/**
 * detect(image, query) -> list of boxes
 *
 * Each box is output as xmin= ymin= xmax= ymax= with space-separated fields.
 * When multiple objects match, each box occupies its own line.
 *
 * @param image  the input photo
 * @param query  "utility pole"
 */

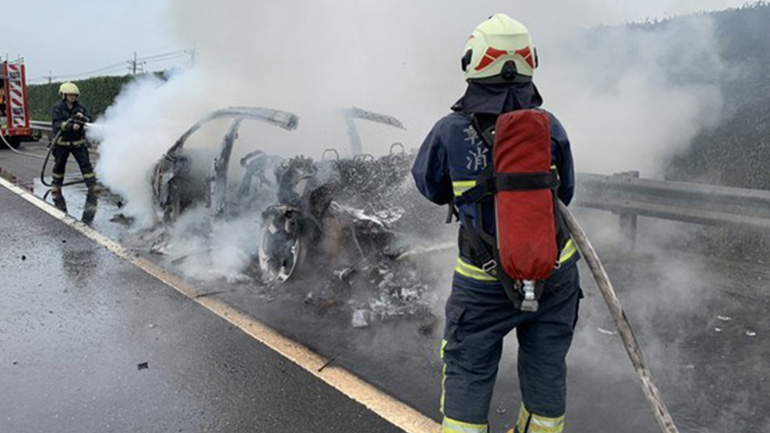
xmin=48 ymin=70 xmax=52 ymax=84
xmin=132 ymin=51 xmax=137 ymax=75
xmin=191 ymin=42 xmax=197 ymax=67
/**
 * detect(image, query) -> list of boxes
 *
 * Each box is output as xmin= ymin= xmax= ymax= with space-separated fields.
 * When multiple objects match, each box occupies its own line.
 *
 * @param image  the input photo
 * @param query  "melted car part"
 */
xmin=343 ymin=106 xmax=405 ymax=155
xmin=153 ymin=107 xmax=299 ymax=222
xmin=208 ymin=118 xmax=244 ymax=218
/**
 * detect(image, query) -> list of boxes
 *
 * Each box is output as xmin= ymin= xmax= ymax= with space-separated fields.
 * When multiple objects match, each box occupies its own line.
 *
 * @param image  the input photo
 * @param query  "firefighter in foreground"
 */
xmin=50 ymin=82 xmax=97 ymax=194
xmin=412 ymin=14 xmax=581 ymax=433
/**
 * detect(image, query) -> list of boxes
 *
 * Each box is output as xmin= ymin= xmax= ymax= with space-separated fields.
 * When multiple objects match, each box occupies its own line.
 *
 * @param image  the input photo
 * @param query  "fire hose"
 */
xmin=39 ymin=128 xmax=89 ymax=188
xmin=558 ymin=201 xmax=680 ymax=433
xmin=1 ymin=120 xmax=92 ymax=189
xmin=0 ymin=130 xmax=47 ymax=159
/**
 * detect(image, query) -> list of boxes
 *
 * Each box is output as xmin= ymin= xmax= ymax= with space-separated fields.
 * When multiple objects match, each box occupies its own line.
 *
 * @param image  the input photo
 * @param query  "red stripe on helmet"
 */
xmin=474 ymin=47 xmax=508 ymax=71
xmin=515 ymin=47 xmax=535 ymax=69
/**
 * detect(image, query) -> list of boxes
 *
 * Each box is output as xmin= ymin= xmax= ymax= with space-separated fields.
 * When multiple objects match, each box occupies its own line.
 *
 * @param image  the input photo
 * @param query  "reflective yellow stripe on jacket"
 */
xmin=455 ymin=258 xmax=498 ymax=282
xmin=455 ymin=239 xmax=578 ymax=282
xmin=453 ymin=180 xmax=477 ymax=197
xmin=55 ymin=138 xmax=87 ymax=146
xmin=451 ymin=180 xmax=579 ymax=281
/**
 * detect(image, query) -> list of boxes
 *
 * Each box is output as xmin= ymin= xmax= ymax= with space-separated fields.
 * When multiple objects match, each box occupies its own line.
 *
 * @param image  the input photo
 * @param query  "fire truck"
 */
xmin=0 ymin=58 xmax=32 ymax=148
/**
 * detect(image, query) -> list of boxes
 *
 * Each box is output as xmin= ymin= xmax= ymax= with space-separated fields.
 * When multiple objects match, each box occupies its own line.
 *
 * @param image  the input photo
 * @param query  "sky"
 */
xmin=0 ymin=0 xmax=753 ymax=83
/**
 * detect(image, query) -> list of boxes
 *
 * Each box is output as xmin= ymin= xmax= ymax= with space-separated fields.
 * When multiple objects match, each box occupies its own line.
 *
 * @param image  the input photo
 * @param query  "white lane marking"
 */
xmin=0 ymin=177 xmax=440 ymax=433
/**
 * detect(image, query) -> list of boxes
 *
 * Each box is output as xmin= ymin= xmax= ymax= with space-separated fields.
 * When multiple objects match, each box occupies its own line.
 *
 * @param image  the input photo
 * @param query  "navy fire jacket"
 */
xmin=411 ymin=83 xmax=575 ymax=238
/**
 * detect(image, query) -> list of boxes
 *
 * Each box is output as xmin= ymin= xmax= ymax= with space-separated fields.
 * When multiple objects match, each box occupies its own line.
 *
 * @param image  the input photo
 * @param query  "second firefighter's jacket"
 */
xmin=411 ymin=81 xmax=579 ymax=279
xmin=51 ymin=100 xmax=91 ymax=145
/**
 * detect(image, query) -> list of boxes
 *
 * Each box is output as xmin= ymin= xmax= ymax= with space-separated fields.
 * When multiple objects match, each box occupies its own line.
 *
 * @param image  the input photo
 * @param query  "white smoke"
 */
xmin=543 ymin=17 xmax=729 ymax=176
xmin=92 ymin=1 xmax=731 ymax=226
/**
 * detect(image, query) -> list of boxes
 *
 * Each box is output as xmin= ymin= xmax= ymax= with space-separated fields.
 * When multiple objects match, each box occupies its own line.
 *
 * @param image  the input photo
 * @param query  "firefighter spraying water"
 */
xmin=1 ymin=64 xmax=99 ymax=218
xmin=44 ymin=82 xmax=98 ymax=214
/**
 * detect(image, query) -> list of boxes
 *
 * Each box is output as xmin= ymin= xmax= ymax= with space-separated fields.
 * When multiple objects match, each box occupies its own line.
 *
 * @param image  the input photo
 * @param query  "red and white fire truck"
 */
xmin=0 ymin=58 xmax=32 ymax=148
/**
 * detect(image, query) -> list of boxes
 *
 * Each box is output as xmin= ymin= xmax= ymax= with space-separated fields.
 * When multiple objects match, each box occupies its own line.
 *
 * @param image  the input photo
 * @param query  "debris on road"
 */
xmin=351 ymin=309 xmax=370 ymax=328
xmin=597 ymin=327 xmax=618 ymax=336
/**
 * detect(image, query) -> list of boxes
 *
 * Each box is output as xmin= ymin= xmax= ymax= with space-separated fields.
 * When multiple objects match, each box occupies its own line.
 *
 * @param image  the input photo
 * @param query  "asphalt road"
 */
xmin=0 ymin=185 xmax=403 ymax=433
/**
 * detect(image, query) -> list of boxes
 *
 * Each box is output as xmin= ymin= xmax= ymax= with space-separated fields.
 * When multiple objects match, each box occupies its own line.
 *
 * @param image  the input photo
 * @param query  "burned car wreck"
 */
xmin=151 ymin=106 xmax=297 ymax=223
xmin=150 ymin=106 xmax=448 ymax=305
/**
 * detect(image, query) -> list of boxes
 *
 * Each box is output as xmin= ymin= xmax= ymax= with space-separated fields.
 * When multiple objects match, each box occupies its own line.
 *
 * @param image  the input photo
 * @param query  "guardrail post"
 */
xmin=615 ymin=171 xmax=639 ymax=249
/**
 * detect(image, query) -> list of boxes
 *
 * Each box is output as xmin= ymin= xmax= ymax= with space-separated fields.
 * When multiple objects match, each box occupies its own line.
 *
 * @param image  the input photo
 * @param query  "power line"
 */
xmin=54 ymin=60 xmax=129 ymax=79
xmin=136 ymin=50 xmax=187 ymax=62
xmin=28 ymin=48 xmax=194 ymax=83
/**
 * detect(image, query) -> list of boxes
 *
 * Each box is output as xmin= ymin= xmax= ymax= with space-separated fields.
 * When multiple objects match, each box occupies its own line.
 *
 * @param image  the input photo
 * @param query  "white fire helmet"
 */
xmin=461 ymin=13 xmax=538 ymax=82
xmin=59 ymin=82 xmax=80 ymax=96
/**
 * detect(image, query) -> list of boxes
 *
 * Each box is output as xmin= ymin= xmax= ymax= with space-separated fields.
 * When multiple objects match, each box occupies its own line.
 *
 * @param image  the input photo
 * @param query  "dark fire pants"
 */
xmin=441 ymin=263 xmax=581 ymax=433
xmin=51 ymin=142 xmax=96 ymax=188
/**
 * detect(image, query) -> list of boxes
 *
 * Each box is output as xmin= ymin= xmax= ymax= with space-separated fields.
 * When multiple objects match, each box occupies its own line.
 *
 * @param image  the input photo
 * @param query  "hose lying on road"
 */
xmin=1 ymin=130 xmax=87 ymax=189
xmin=0 ymin=131 xmax=47 ymax=160
xmin=559 ymin=201 xmax=680 ymax=433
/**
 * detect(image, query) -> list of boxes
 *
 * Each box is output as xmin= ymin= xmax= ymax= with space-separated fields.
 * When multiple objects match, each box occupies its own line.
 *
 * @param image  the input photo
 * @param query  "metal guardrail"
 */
xmin=575 ymin=172 xmax=770 ymax=235
xmin=29 ymin=120 xmax=49 ymax=132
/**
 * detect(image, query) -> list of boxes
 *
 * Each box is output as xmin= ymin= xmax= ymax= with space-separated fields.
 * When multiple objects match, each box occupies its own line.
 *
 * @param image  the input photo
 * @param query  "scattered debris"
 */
xmin=109 ymin=213 xmax=135 ymax=226
xmin=137 ymin=362 xmax=149 ymax=371
xmin=194 ymin=290 xmax=234 ymax=299
xmin=317 ymin=354 xmax=339 ymax=372
xmin=334 ymin=267 xmax=356 ymax=284
xmin=20 ymin=255 xmax=26 ymax=261
xmin=352 ymin=309 xmax=370 ymax=328
xmin=746 ymin=330 xmax=757 ymax=337
xmin=597 ymin=327 xmax=618 ymax=336
xmin=496 ymin=404 xmax=507 ymax=415
xmin=148 ymin=323 xmax=156 ymax=329
xmin=715 ymin=327 xmax=723 ymax=332
xmin=717 ymin=315 xmax=732 ymax=321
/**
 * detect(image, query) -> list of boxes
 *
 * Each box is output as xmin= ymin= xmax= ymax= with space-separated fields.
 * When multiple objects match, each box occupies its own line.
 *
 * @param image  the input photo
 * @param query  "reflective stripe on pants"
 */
xmin=442 ymin=416 xmax=488 ymax=433
xmin=51 ymin=144 xmax=96 ymax=187
xmin=441 ymin=265 xmax=580 ymax=425
xmin=517 ymin=404 xmax=564 ymax=433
